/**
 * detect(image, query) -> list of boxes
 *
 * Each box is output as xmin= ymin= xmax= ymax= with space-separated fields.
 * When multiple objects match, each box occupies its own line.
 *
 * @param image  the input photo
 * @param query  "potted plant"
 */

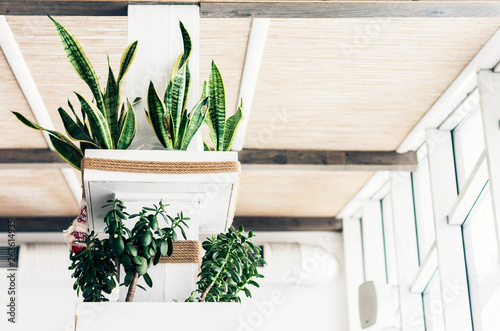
xmin=12 ymin=17 xmax=139 ymax=171
xmin=68 ymin=198 xmax=189 ymax=303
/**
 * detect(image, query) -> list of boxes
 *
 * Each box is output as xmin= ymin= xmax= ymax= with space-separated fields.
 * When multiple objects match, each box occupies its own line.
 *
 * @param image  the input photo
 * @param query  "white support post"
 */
xmin=0 ymin=15 xmax=81 ymax=203
xmin=426 ymin=129 xmax=473 ymax=331
xmin=231 ymin=18 xmax=270 ymax=151
xmin=343 ymin=217 xmax=365 ymax=331
xmin=478 ymin=69 xmax=500 ymax=261
xmin=360 ymin=199 xmax=386 ymax=283
xmin=390 ymin=172 xmax=423 ymax=330
xmin=127 ymin=5 xmax=201 ymax=150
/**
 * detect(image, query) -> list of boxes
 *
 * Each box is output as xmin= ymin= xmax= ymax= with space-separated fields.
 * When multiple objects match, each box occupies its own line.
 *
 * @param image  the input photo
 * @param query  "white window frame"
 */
xmin=426 ymin=128 xmax=473 ymax=330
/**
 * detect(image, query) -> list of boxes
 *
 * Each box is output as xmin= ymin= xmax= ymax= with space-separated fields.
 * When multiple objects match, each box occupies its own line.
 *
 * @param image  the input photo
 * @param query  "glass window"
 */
xmin=462 ymin=184 xmax=500 ymax=331
xmin=412 ymin=157 xmax=436 ymax=262
xmin=453 ymin=108 xmax=485 ymax=190
xmin=381 ymin=195 xmax=398 ymax=286
xmin=423 ymin=270 xmax=446 ymax=331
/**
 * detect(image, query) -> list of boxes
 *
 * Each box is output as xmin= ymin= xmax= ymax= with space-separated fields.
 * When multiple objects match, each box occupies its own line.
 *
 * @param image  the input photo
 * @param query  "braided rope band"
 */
xmin=81 ymin=157 xmax=241 ymax=175
xmin=159 ymin=240 xmax=202 ymax=264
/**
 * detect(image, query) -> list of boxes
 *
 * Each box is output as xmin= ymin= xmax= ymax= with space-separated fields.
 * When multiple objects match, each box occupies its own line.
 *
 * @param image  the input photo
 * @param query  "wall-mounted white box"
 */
xmin=83 ymin=150 xmax=240 ymax=235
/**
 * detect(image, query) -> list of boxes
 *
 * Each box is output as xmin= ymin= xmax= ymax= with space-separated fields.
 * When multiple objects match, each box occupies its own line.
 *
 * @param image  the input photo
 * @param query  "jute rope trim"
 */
xmin=81 ymin=157 xmax=241 ymax=175
xmin=159 ymin=240 xmax=202 ymax=264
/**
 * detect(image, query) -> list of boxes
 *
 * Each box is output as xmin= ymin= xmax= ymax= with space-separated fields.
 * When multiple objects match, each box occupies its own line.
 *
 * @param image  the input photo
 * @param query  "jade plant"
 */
xmin=69 ymin=231 xmax=117 ymax=302
xmin=186 ymin=226 xmax=265 ymax=303
xmin=12 ymin=17 xmax=138 ymax=170
xmin=103 ymin=199 xmax=189 ymax=302
xmin=68 ymin=199 xmax=189 ymax=302
xmin=146 ymin=21 xmax=209 ymax=150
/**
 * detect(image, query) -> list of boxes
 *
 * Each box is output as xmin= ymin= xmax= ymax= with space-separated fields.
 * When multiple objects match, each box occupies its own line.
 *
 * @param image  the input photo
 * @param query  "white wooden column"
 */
xmin=127 ymin=5 xmax=201 ymax=150
xmin=343 ymin=217 xmax=365 ymax=331
xmin=478 ymin=69 xmax=500 ymax=260
xmin=426 ymin=129 xmax=472 ymax=330
xmin=361 ymin=199 xmax=386 ymax=283
xmin=390 ymin=172 xmax=423 ymax=331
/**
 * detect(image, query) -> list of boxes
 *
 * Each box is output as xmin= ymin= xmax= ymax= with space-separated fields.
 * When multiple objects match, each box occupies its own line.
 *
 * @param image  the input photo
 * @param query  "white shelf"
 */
xmin=83 ymin=150 xmax=240 ymax=235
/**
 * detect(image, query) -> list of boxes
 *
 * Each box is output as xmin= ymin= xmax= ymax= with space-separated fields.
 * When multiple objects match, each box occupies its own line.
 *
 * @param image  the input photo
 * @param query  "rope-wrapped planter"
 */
xmin=158 ymin=240 xmax=202 ymax=265
xmin=82 ymin=157 xmax=241 ymax=175
xmin=82 ymin=150 xmax=241 ymax=236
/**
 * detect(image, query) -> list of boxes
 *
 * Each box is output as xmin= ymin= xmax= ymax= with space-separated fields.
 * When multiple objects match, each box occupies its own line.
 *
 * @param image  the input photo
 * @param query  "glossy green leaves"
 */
xmin=12 ymin=17 xmax=138 ymax=170
xmin=188 ymin=226 xmax=265 ymax=303
xmin=102 ymin=199 xmax=189 ymax=301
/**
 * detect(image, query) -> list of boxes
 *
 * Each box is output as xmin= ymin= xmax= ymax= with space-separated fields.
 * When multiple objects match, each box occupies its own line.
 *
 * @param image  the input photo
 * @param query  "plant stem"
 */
xmin=125 ymin=271 xmax=139 ymax=302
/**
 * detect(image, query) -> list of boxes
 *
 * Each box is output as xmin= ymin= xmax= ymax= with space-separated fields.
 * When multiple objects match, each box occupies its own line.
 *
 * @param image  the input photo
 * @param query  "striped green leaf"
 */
xmin=75 ymin=92 xmax=113 ymax=149
xmin=179 ymin=21 xmax=192 ymax=68
xmin=208 ymin=61 xmax=226 ymax=151
xmin=12 ymin=111 xmax=84 ymax=169
xmin=49 ymin=16 xmax=106 ymax=116
xmin=176 ymin=109 xmax=189 ymax=150
xmin=146 ymin=81 xmax=172 ymax=149
xmin=67 ymin=99 xmax=84 ymax=129
xmin=58 ymin=107 xmax=99 ymax=147
xmin=170 ymin=63 xmax=188 ymax=142
xmin=104 ymin=64 xmax=119 ymax=146
xmin=180 ymin=97 xmax=209 ymax=150
xmin=49 ymin=135 xmax=84 ymax=170
xmin=12 ymin=111 xmax=69 ymax=142
xmin=203 ymin=141 xmax=211 ymax=151
xmin=223 ymin=101 xmax=244 ymax=151
xmin=117 ymin=100 xmax=136 ymax=149
xmin=117 ymin=40 xmax=138 ymax=85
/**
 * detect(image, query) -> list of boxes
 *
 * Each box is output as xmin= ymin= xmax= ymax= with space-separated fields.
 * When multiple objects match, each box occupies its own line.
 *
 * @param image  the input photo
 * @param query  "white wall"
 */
xmin=239 ymin=232 xmax=348 ymax=331
xmin=0 ymin=232 xmax=348 ymax=331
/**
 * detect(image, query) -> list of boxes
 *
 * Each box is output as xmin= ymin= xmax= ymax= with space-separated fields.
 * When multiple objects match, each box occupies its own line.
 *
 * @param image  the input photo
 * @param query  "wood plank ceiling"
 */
xmin=1 ymin=16 xmax=500 ymax=221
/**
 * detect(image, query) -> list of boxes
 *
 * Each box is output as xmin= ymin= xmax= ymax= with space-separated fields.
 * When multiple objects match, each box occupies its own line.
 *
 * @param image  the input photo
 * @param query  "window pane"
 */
xmin=423 ymin=270 xmax=446 ymax=331
xmin=382 ymin=195 xmax=398 ymax=286
xmin=463 ymin=185 xmax=500 ymax=331
xmin=412 ymin=157 xmax=436 ymax=261
xmin=453 ymin=108 xmax=484 ymax=190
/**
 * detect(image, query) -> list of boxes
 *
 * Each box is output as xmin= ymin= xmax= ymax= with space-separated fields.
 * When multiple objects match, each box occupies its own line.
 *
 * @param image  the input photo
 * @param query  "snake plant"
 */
xmin=203 ymin=62 xmax=244 ymax=151
xmin=145 ymin=21 xmax=209 ymax=150
xmin=12 ymin=16 xmax=138 ymax=170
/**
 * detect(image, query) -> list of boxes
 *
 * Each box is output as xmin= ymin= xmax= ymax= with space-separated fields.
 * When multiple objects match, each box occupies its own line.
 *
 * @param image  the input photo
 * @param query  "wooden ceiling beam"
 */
xmin=233 ymin=216 xmax=342 ymax=232
xmin=1 ymin=1 xmax=500 ymax=18
xmin=0 ymin=148 xmax=417 ymax=171
xmin=0 ymin=216 xmax=341 ymax=232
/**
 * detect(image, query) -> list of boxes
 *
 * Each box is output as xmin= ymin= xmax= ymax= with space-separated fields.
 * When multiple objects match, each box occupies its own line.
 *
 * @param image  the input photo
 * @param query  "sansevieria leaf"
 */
xmin=180 ymin=97 xmax=209 ymax=150
xmin=12 ymin=111 xmax=84 ymax=170
xmin=208 ymin=61 xmax=226 ymax=151
xmin=49 ymin=135 xmax=84 ymax=170
xmin=147 ymin=82 xmax=172 ymax=149
xmin=223 ymin=101 xmax=244 ymax=151
xmin=58 ymin=107 xmax=99 ymax=147
xmin=67 ymin=99 xmax=84 ymax=129
xmin=179 ymin=21 xmax=192 ymax=68
xmin=116 ymin=100 xmax=136 ymax=149
xmin=170 ymin=64 xmax=188 ymax=140
xmin=117 ymin=40 xmax=138 ymax=85
xmin=104 ymin=64 xmax=119 ymax=145
xmin=75 ymin=92 xmax=113 ymax=149
xmin=12 ymin=111 xmax=71 ymax=143
xmin=49 ymin=16 xmax=106 ymax=116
